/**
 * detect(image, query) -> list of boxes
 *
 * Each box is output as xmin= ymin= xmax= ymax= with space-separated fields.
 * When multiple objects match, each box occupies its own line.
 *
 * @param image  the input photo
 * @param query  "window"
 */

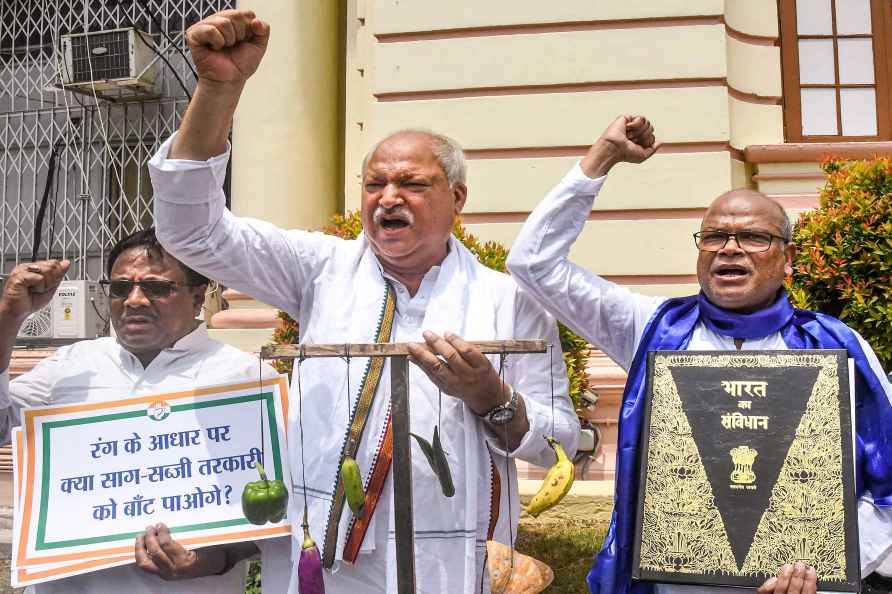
xmin=779 ymin=0 xmax=891 ymax=141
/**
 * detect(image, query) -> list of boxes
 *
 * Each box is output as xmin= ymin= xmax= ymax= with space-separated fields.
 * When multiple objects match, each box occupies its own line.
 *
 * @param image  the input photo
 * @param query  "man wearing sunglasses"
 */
xmin=506 ymin=115 xmax=892 ymax=594
xmin=0 ymin=227 xmax=285 ymax=593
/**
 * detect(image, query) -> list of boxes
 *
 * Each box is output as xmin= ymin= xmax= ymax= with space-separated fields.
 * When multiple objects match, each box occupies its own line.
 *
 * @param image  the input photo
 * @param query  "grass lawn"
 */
xmin=515 ymin=494 xmax=612 ymax=593
xmin=244 ymin=494 xmax=613 ymax=593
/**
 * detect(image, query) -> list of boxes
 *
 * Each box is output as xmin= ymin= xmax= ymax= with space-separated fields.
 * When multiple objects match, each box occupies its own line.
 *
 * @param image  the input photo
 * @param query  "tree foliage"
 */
xmin=789 ymin=157 xmax=892 ymax=370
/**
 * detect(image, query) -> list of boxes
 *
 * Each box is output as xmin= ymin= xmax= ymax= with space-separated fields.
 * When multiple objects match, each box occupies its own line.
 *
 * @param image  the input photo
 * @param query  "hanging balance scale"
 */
xmin=253 ymin=338 xmax=573 ymax=594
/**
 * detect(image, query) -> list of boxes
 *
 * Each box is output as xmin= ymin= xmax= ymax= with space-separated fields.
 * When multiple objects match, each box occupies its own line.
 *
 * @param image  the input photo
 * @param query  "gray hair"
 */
xmin=361 ymin=128 xmax=467 ymax=186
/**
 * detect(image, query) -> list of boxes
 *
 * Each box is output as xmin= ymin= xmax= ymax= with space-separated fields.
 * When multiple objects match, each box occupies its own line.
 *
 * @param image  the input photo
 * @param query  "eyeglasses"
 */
xmin=100 ymin=279 xmax=186 ymax=300
xmin=693 ymin=230 xmax=787 ymax=253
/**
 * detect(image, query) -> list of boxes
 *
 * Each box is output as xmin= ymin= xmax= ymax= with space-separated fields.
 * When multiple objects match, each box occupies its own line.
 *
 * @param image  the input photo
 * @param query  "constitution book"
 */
xmin=632 ymin=350 xmax=859 ymax=591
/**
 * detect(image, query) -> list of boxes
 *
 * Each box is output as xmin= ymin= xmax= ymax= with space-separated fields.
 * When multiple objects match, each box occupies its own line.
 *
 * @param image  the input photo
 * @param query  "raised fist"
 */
xmin=0 ymin=260 xmax=70 ymax=325
xmin=185 ymin=9 xmax=270 ymax=86
xmin=580 ymin=115 xmax=661 ymax=178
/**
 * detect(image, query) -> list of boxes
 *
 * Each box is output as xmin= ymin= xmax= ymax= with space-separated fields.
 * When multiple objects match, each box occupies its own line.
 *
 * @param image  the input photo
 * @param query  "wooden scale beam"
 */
xmin=261 ymin=340 xmax=546 ymax=594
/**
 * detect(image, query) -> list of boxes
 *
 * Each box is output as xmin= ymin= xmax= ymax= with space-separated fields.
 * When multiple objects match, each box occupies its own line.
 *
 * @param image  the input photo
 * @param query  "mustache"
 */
xmin=372 ymin=205 xmax=414 ymax=226
xmin=120 ymin=307 xmax=157 ymax=321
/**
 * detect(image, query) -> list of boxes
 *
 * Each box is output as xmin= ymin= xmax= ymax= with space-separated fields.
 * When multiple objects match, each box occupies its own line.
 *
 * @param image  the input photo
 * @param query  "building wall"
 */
xmin=213 ymin=0 xmax=344 ymax=351
xmin=342 ymin=0 xmax=800 ymax=299
xmin=335 ymin=0 xmax=836 ymax=481
xmin=231 ymin=0 xmax=342 ymax=231
xmin=217 ymin=0 xmax=888 ymax=480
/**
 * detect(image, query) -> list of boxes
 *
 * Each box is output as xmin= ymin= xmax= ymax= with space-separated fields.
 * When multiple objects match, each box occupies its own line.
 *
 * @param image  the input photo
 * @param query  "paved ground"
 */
xmin=0 ymin=557 xmax=23 ymax=594
xmin=0 ymin=507 xmax=18 ymax=594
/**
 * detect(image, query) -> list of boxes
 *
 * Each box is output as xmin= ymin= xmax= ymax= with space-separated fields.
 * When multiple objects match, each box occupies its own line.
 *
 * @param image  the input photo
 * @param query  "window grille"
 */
xmin=0 ymin=0 xmax=234 ymax=281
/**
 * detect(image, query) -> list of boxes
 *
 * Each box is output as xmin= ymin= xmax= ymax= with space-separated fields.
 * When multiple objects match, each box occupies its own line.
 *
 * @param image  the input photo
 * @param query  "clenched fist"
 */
xmin=185 ymin=9 xmax=270 ymax=86
xmin=0 ymin=260 xmax=70 ymax=325
xmin=580 ymin=115 xmax=661 ymax=178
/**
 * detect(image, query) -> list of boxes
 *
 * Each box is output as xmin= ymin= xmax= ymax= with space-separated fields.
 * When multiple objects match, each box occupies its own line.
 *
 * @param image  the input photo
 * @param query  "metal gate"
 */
xmin=0 ymin=0 xmax=234 ymax=281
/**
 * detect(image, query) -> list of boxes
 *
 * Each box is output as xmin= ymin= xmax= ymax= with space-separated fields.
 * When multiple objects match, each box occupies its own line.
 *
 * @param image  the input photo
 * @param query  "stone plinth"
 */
xmin=210 ymin=289 xmax=282 ymax=330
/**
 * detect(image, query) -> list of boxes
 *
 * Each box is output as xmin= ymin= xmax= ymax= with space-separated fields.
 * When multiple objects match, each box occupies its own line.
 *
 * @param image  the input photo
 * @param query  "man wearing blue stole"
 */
xmin=507 ymin=115 xmax=892 ymax=594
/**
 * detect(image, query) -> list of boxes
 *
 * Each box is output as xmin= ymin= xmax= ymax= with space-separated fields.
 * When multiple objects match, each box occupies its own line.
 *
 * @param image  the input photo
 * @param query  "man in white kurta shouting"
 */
xmin=148 ymin=9 xmax=579 ymax=593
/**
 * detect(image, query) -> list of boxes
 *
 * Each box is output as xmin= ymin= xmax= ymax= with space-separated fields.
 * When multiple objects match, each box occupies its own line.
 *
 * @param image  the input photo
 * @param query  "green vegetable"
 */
xmin=340 ymin=456 xmax=365 ymax=518
xmin=431 ymin=426 xmax=455 ymax=497
xmin=410 ymin=426 xmax=454 ymax=498
xmin=242 ymin=462 xmax=288 ymax=525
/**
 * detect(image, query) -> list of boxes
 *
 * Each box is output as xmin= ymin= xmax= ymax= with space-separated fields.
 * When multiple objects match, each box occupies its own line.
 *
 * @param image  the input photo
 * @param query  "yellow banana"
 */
xmin=340 ymin=456 xmax=365 ymax=518
xmin=524 ymin=437 xmax=574 ymax=518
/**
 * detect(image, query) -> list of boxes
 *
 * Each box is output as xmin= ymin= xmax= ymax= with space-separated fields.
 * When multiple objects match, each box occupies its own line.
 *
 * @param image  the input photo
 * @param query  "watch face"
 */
xmin=488 ymin=406 xmax=515 ymax=425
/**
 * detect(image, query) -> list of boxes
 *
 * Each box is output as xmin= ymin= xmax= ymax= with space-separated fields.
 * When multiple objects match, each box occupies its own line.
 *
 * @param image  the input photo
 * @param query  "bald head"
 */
xmin=696 ymin=187 xmax=796 ymax=313
xmin=706 ymin=189 xmax=792 ymax=242
xmin=362 ymin=129 xmax=467 ymax=187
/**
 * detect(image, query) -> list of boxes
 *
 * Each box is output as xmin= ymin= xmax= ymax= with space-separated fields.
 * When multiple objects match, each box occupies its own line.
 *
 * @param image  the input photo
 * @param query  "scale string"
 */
xmin=344 ymin=344 xmax=352 ymax=425
xmin=258 ymin=357 xmax=266 ymax=470
xmin=548 ymin=343 xmax=555 ymax=438
xmin=297 ymin=349 xmax=309 ymax=511
xmin=499 ymin=352 xmax=515 ymax=592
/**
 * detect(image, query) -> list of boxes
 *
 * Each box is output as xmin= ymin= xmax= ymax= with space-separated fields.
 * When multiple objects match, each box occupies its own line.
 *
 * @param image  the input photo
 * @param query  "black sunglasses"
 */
xmin=99 ymin=279 xmax=192 ymax=300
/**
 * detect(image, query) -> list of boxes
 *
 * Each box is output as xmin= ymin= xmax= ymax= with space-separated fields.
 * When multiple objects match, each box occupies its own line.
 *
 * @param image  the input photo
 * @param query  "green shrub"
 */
xmin=789 ymin=157 xmax=892 ymax=370
xmin=270 ymin=211 xmax=592 ymax=412
xmin=245 ymin=561 xmax=261 ymax=594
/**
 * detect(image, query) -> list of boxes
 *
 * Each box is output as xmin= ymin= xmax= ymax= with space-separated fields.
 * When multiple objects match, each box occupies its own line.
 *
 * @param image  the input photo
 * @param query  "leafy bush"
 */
xmin=789 ymin=157 xmax=892 ymax=370
xmin=245 ymin=561 xmax=261 ymax=594
xmin=271 ymin=211 xmax=592 ymax=412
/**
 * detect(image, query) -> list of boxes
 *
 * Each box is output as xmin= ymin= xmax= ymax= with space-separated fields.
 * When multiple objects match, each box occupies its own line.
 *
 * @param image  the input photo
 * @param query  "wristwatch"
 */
xmin=480 ymin=384 xmax=518 ymax=426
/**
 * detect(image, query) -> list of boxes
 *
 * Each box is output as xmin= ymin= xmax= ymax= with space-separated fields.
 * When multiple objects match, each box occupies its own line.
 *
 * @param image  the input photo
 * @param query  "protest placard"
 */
xmin=12 ymin=428 xmax=131 ymax=586
xmin=13 ymin=376 xmax=291 ymax=585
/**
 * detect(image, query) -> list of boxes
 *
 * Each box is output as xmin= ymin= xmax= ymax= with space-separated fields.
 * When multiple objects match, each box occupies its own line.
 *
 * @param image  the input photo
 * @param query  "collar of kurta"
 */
xmin=115 ymin=321 xmax=209 ymax=369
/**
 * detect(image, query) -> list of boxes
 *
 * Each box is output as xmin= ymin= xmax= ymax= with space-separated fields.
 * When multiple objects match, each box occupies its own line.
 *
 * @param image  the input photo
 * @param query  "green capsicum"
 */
xmin=241 ymin=462 xmax=288 ymax=525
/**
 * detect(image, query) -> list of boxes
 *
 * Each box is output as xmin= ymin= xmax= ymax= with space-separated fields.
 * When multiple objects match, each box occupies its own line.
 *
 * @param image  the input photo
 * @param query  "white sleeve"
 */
xmin=0 ymin=370 xmax=11 ymax=445
xmin=506 ymin=163 xmax=665 ymax=370
xmin=149 ymin=133 xmax=342 ymax=315
xmin=860 ymin=496 xmax=892 ymax=575
xmin=852 ymin=332 xmax=892 ymax=575
xmin=486 ymin=289 xmax=580 ymax=467
xmin=0 ymin=350 xmax=69 ymax=445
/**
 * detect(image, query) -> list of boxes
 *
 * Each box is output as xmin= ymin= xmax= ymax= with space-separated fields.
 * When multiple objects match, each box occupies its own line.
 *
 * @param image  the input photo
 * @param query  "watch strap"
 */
xmin=482 ymin=384 xmax=517 ymax=423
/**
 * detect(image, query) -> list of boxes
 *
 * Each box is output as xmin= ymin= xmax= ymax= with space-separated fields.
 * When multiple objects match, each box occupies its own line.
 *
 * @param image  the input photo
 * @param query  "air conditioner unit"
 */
xmin=16 ymin=281 xmax=108 ymax=341
xmin=17 ymin=306 xmax=53 ymax=339
xmin=59 ymin=28 xmax=157 ymax=93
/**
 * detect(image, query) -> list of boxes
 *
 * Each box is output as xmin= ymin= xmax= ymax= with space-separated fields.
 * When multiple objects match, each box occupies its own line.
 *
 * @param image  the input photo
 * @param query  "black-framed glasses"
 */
xmin=693 ymin=230 xmax=786 ymax=253
xmin=99 ymin=279 xmax=185 ymax=300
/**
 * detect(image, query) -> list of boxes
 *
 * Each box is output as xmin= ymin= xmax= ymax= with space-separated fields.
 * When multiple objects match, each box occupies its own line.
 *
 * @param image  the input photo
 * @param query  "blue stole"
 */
xmin=587 ymin=290 xmax=892 ymax=594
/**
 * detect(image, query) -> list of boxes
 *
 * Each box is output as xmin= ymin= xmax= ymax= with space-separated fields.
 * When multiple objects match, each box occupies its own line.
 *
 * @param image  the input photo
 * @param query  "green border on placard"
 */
xmin=34 ymin=392 xmax=282 ymax=550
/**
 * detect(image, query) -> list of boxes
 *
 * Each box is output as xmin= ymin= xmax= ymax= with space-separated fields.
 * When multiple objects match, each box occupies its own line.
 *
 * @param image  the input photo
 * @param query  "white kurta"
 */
xmin=0 ymin=324 xmax=288 ymax=594
xmin=506 ymin=163 xmax=892 ymax=593
xmin=149 ymin=135 xmax=579 ymax=593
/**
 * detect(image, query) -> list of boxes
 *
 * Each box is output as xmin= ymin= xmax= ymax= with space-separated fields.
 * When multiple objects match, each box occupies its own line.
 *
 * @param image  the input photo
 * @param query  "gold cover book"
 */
xmin=632 ymin=350 xmax=859 ymax=591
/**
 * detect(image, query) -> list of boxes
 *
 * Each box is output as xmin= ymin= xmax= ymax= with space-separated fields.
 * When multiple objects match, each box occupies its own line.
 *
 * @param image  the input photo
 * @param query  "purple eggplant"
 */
xmin=298 ymin=509 xmax=325 ymax=594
